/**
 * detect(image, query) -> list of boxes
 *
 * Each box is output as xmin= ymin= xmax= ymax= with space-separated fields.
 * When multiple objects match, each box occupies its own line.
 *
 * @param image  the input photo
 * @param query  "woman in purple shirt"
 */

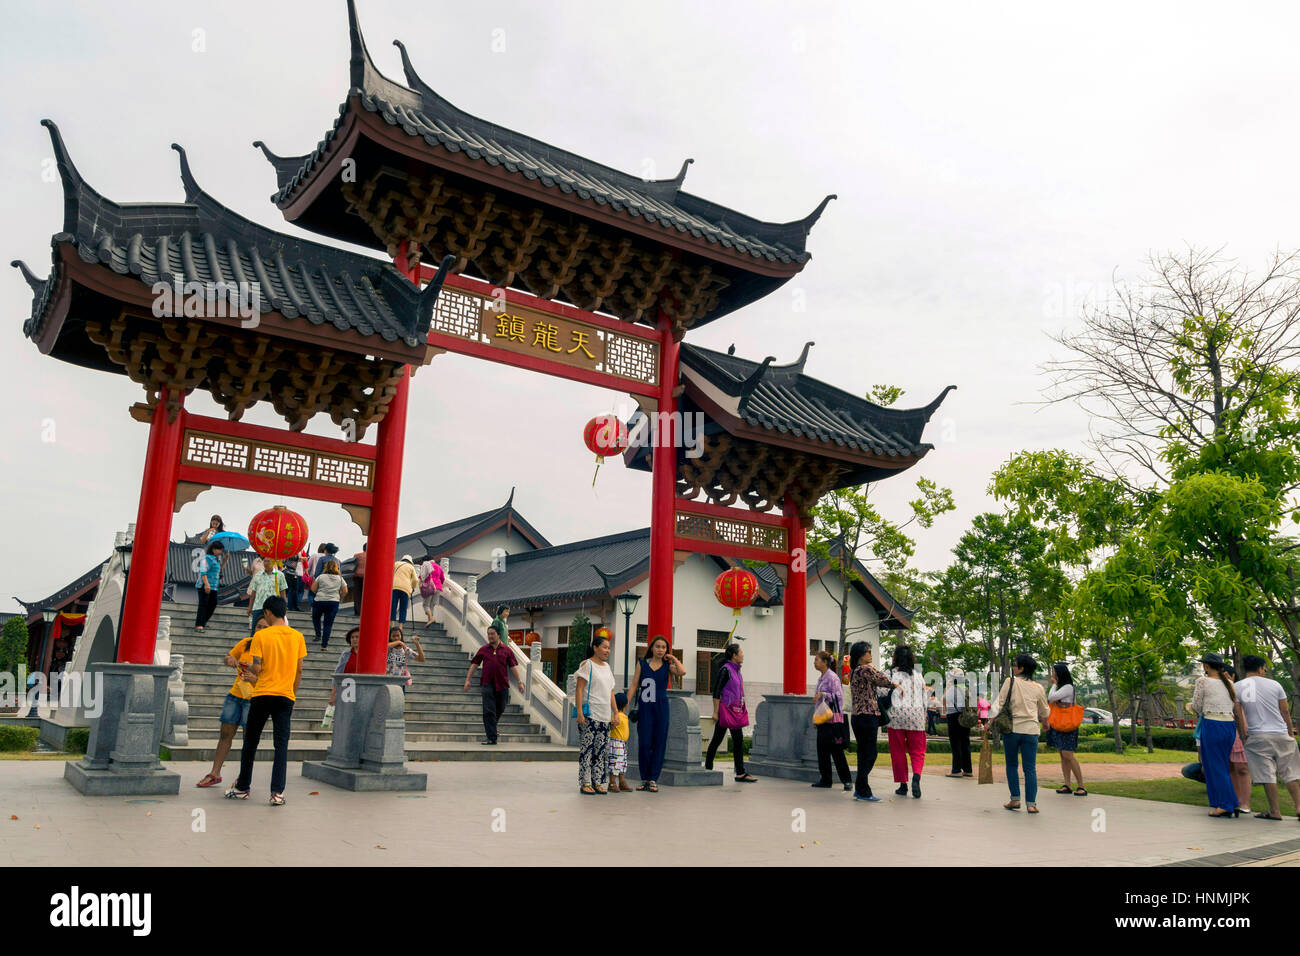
xmin=812 ymin=650 xmax=852 ymax=789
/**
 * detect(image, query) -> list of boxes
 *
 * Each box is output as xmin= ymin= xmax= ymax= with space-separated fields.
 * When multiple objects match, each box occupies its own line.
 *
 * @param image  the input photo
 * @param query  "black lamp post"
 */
xmin=114 ymin=542 xmax=133 ymax=661
xmin=616 ymin=591 xmax=641 ymax=689
xmin=37 ymin=607 xmax=57 ymax=692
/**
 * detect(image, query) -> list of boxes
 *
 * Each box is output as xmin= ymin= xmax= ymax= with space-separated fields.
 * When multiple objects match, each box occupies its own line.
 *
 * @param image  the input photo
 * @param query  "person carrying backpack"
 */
xmin=419 ymin=559 xmax=445 ymax=629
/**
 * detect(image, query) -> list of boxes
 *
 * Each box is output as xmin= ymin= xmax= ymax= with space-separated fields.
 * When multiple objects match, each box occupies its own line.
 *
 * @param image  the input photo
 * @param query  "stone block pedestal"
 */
xmin=302 ymin=674 xmax=427 ymax=791
xmin=628 ymin=690 xmax=722 ymax=787
xmin=64 ymin=663 xmax=180 ymax=796
xmin=746 ymin=694 xmax=822 ymax=783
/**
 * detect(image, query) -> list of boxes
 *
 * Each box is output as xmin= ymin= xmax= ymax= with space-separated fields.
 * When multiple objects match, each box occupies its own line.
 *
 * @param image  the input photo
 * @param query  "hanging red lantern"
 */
xmin=714 ymin=568 xmax=758 ymax=638
xmin=582 ymin=414 xmax=629 ymax=486
xmin=247 ymin=506 xmax=310 ymax=565
xmin=523 ymin=631 xmax=541 ymax=646
xmin=594 ymin=625 xmax=613 ymax=643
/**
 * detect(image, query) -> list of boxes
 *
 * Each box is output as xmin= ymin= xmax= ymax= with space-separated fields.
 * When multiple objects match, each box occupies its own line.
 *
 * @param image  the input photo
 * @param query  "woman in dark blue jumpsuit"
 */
xmin=629 ymin=635 xmax=684 ymax=792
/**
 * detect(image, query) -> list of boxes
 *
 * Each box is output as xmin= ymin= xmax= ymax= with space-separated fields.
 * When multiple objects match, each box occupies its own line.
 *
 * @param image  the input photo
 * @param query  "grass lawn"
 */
xmin=843 ymin=747 xmax=1190 ymax=767
xmin=1086 ymin=777 xmax=1299 ymax=817
xmin=0 ymin=753 xmax=74 ymax=761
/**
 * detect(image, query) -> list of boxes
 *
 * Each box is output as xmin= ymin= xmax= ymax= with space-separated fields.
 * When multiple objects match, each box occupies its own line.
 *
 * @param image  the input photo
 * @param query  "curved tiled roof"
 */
xmin=474 ymin=529 xmax=651 ymax=608
xmin=14 ymin=121 xmax=441 ymax=354
xmin=681 ymin=343 xmax=955 ymax=460
xmin=258 ymin=0 xmax=834 ymax=267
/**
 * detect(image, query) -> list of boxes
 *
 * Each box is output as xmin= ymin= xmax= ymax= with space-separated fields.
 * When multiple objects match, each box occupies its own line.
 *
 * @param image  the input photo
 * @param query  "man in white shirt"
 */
xmin=1236 ymin=655 xmax=1300 ymax=821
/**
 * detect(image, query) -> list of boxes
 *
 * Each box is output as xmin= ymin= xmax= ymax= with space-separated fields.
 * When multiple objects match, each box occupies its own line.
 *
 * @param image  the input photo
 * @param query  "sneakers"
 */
xmin=224 ymin=786 xmax=250 ymax=800
xmin=269 ymin=793 xmax=285 ymax=806
xmin=854 ymin=793 xmax=881 ymax=802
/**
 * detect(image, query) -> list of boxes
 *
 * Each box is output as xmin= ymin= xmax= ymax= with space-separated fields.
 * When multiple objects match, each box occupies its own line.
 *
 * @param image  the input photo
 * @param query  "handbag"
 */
xmin=1048 ymin=700 xmax=1085 ymax=733
xmin=956 ymin=685 xmax=978 ymax=728
xmin=992 ymin=678 xmax=1018 ymax=735
xmin=571 ymin=663 xmax=593 ymax=720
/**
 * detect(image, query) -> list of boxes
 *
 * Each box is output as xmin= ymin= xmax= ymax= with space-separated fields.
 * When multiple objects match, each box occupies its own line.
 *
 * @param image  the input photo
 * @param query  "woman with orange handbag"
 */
xmin=1047 ymin=662 xmax=1087 ymax=796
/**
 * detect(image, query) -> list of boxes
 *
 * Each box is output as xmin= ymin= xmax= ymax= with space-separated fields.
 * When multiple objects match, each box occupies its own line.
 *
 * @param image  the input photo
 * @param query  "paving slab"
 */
xmin=0 ymin=759 xmax=1294 ymax=866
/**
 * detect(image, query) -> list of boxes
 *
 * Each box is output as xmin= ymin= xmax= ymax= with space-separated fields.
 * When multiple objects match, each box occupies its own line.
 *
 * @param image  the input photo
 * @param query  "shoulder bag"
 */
xmin=957 ymin=683 xmax=979 ymax=729
xmin=1048 ymin=688 xmax=1085 ymax=732
xmin=571 ymin=662 xmax=592 ymax=720
xmin=992 ymin=678 xmax=1018 ymax=735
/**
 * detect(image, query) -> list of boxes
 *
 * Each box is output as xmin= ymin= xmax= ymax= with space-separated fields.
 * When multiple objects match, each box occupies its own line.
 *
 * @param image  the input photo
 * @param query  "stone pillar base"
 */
xmin=746 ymin=693 xmax=822 ymax=782
xmin=628 ymin=690 xmax=722 ymax=787
xmin=301 ymin=674 xmax=426 ymax=792
xmin=64 ymin=663 xmax=180 ymax=796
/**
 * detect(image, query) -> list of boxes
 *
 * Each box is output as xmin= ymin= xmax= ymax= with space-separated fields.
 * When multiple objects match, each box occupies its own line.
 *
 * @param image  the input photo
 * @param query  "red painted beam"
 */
xmin=427 ymin=330 xmax=660 ymax=398
xmin=177 ymin=464 xmax=373 ymax=508
xmin=421 ymin=270 xmax=660 ymax=342
xmin=673 ymin=497 xmax=788 ymax=528
xmin=181 ymin=411 xmax=376 ymax=459
xmin=672 ymin=536 xmax=791 ymax=566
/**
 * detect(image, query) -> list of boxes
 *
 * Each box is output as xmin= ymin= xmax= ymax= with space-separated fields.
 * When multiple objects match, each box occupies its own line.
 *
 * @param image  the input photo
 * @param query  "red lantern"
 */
xmin=594 ymin=625 xmax=613 ymax=642
xmin=582 ymin=414 xmax=629 ymax=486
xmin=247 ymin=506 xmax=310 ymax=565
xmin=714 ymin=568 xmax=758 ymax=638
xmin=523 ymin=631 xmax=541 ymax=646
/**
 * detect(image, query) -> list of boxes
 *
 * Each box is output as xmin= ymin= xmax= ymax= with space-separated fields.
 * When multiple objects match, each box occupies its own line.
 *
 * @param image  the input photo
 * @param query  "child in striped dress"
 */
xmin=607 ymin=693 xmax=631 ymax=792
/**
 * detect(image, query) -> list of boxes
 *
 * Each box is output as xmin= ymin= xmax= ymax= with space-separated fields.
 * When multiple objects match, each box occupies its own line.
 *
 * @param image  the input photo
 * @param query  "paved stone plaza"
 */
xmin=2 ymin=760 xmax=1296 ymax=866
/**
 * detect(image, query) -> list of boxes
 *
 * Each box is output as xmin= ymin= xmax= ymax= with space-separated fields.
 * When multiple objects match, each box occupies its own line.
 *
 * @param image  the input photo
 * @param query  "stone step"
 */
xmin=166 ymin=740 xmax=576 ymax=763
xmin=182 ymin=717 xmax=538 ymax=738
xmin=185 ymin=716 xmax=541 ymax=734
xmin=180 ymin=694 xmax=529 ymax=716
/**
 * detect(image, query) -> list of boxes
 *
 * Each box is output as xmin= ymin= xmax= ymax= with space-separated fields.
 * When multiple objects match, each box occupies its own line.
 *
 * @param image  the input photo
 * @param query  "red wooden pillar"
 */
xmin=782 ymin=494 xmax=807 ymax=694
xmin=118 ymin=389 xmax=185 ymax=664
xmin=358 ymin=244 xmax=415 ymax=673
xmin=647 ymin=312 xmax=679 ymax=649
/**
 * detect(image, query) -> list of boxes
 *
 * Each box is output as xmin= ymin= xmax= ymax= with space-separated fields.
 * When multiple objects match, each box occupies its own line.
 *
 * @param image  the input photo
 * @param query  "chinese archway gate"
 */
xmin=14 ymin=0 xmax=950 ymax=793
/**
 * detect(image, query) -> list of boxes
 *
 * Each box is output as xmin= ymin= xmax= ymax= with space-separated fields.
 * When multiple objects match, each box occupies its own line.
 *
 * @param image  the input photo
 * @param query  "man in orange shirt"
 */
xmin=226 ymin=595 xmax=308 ymax=806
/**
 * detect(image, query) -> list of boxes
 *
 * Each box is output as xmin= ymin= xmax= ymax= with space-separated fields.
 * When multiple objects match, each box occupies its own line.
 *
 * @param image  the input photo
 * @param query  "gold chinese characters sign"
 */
xmin=479 ymin=302 xmax=607 ymax=372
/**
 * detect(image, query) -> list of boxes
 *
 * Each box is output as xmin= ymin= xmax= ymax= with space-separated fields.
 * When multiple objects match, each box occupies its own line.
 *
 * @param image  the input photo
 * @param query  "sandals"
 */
xmin=580 ymin=785 xmax=597 ymax=795
xmin=1027 ymin=805 xmax=1040 ymax=814
xmin=1004 ymin=800 xmax=1021 ymax=811
xmin=594 ymin=786 xmax=608 ymax=795
xmin=196 ymin=774 xmax=221 ymax=788
xmin=1055 ymin=785 xmax=1073 ymax=794
xmin=1073 ymin=787 xmax=1088 ymax=796
xmin=646 ymin=781 xmax=658 ymax=792
xmin=1255 ymin=812 xmax=1283 ymax=820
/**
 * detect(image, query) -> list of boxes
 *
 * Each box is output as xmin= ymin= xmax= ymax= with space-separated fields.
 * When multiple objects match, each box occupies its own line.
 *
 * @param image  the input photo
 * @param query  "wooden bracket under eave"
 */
xmin=672 ymin=549 xmax=692 ymax=570
xmin=174 ymin=481 xmax=211 ymax=513
xmin=341 ymin=503 xmax=371 ymax=535
xmin=129 ymin=402 xmax=153 ymax=424
xmin=423 ymin=344 xmax=448 ymax=364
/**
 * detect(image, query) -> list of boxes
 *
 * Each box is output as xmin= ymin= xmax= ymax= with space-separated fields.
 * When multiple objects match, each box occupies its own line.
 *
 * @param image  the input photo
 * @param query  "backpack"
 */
xmin=419 ymin=562 xmax=444 ymax=598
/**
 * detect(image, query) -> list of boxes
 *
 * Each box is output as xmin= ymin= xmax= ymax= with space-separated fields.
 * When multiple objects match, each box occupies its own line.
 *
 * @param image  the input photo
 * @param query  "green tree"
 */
xmin=807 ymin=386 xmax=955 ymax=664
xmin=0 ymin=617 xmax=28 ymax=679
xmin=1045 ymin=250 xmax=1300 ymax=699
xmin=562 ymin=609 xmax=592 ymax=687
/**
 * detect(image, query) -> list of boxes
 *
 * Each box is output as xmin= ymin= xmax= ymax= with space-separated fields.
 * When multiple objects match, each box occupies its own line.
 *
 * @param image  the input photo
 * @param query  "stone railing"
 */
xmin=431 ymin=574 xmax=568 ymax=743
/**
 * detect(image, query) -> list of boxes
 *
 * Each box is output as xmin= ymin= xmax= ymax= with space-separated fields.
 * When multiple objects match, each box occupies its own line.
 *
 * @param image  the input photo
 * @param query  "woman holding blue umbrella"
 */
xmin=195 ymin=540 xmax=225 ymax=631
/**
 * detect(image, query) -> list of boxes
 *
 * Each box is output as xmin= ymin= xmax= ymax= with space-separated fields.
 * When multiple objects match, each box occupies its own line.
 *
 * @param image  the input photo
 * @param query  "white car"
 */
xmin=1082 ymin=707 xmax=1132 ymax=728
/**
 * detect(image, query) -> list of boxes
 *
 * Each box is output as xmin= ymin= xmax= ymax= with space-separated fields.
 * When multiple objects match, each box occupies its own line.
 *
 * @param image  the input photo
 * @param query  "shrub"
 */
xmin=0 ymin=726 xmax=39 ymax=752
xmin=561 ymin=610 xmax=592 ymax=688
xmin=0 ymin=617 xmax=28 ymax=679
xmin=64 ymin=727 xmax=89 ymax=755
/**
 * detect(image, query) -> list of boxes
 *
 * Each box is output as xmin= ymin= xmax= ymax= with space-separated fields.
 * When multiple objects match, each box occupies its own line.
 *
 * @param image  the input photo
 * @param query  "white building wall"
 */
xmin=474 ymin=553 xmax=888 ymax=736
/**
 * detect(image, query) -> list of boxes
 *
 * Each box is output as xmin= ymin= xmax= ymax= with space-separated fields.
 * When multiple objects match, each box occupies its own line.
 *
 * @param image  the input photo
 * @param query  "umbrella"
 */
xmin=206 ymin=531 xmax=251 ymax=552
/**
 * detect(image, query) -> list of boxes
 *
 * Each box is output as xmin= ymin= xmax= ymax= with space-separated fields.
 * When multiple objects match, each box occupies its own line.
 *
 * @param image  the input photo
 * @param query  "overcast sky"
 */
xmin=3 ymin=0 xmax=1297 ymax=609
